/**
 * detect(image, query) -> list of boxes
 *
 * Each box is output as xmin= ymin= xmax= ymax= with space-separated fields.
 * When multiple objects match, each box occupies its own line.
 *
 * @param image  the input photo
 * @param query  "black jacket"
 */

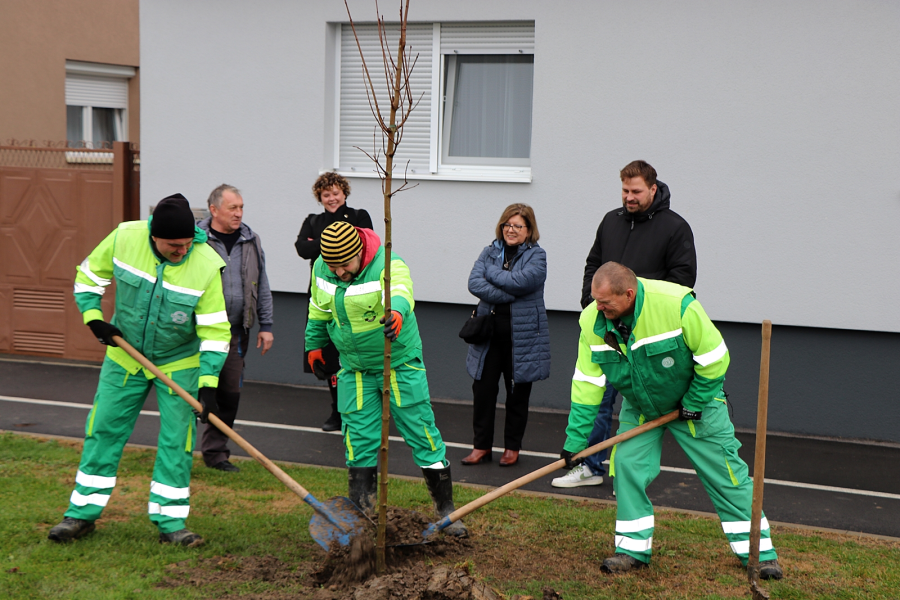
xmin=581 ymin=181 xmax=697 ymax=308
xmin=295 ymin=205 xmax=374 ymax=268
xmin=295 ymin=204 xmax=373 ymax=373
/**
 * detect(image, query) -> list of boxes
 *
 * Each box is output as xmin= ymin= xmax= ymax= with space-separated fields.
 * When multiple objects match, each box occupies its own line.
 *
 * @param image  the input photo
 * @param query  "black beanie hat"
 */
xmin=150 ymin=194 xmax=196 ymax=239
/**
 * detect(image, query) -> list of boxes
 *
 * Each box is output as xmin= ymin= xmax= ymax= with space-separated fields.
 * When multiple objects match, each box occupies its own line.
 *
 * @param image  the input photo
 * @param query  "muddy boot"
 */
xmin=48 ymin=517 xmax=95 ymax=542
xmin=159 ymin=529 xmax=204 ymax=547
xmin=601 ymin=553 xmax=648 ymax=574
xmin=348 ymin=466 xmax=377 ymax=515
xmin=422 ymin=466 xmax=468 ymax=538
xmin=758 ymin=559 xmax=784 ymax=580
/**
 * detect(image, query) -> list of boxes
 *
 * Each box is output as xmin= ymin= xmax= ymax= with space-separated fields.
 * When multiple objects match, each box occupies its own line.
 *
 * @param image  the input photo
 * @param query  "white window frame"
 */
xmin=65 ymin=60 xmax=135 ymax=148
xmin=330 ymin=22 xmax=535 ymax=183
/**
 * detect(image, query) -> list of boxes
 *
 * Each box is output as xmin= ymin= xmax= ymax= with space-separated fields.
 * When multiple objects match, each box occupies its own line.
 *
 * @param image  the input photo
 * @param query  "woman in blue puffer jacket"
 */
xmin=461 ymin=204 xmax=551 ymax=467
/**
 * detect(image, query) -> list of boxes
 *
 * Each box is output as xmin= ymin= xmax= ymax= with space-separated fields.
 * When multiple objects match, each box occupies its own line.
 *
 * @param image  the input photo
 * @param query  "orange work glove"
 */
xmin=379 ymin=310 xmax=403 ymax=341
xmin=307 ymin=348 xmax=327 ymax=380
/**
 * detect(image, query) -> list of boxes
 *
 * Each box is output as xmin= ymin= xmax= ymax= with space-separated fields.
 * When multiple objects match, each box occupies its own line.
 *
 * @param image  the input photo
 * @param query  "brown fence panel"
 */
xmin=0 ymin=143 xmax=138 ymax=361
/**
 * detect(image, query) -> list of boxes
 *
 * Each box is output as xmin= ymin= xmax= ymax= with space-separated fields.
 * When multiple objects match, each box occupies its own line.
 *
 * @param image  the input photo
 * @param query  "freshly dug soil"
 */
xmin=158 ymin=507 xmax=530 ymax=600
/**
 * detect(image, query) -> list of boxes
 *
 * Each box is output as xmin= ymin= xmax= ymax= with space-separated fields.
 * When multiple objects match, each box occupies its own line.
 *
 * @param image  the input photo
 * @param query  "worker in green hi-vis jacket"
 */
xmin=48 ymin=194 xmax=231 ymax=548
xmin=561 ymin=262 xmax=783 ymax=580
xmin=305 ymin=221 xmax=467 ymax=537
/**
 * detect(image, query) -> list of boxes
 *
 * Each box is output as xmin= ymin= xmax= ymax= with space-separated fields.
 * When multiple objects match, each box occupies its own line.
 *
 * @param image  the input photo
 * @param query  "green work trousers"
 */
xmin=337 ymin=358 xmax=446 ymax=468
xmin=609 ymin=398 xmax=778 ymax=565
xmin=64 ymin=358 xmax=198 ymax=534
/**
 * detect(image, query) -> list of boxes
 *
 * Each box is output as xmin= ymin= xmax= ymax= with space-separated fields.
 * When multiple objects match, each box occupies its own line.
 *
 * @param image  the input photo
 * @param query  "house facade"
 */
xmin=139 ymin=1 xmax=900 ymax=443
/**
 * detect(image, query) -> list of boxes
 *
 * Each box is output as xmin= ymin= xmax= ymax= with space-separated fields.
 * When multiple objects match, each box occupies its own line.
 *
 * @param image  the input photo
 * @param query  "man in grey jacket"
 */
xmin=197 ymin=184 xmax=274 ymax=472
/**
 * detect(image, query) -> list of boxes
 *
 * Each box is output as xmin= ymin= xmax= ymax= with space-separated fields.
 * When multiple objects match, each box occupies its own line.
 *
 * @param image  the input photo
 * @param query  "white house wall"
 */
xmin=141 ymin=0 xmax=900 ymax=332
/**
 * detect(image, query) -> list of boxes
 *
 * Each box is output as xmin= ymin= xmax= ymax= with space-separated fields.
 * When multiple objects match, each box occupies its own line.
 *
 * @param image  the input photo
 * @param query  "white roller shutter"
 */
xmin=440 ymin=22 xmax=534 ymax=55
xmin=65 ymin=74 xmax=128 ymax=109
xmin=339 ymin=23 xmax=433 ymax=175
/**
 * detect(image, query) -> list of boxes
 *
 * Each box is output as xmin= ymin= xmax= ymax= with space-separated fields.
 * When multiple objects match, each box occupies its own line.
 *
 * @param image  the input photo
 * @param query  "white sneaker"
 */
xmin=551 ymin=464 xmax=603 ymax=488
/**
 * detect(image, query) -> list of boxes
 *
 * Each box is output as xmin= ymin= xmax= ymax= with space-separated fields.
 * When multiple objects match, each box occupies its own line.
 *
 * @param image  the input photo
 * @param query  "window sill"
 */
xmin=333 ymin=166 xmax=532 ymax=184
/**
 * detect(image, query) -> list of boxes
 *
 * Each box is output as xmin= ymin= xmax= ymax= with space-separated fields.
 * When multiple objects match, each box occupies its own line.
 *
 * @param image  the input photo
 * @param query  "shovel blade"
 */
xmin=308 ymin=496 xmax=369 ymax=551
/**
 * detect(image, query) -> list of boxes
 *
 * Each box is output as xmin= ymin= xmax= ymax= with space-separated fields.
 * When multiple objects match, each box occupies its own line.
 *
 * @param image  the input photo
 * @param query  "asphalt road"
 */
xmin=2 ymin=355 xmax=899 ymax=540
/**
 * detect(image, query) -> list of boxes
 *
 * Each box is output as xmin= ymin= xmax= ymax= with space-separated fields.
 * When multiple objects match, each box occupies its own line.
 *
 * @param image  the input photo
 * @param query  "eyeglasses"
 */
xmin=501 ymin=223 xmax=527 ymax=231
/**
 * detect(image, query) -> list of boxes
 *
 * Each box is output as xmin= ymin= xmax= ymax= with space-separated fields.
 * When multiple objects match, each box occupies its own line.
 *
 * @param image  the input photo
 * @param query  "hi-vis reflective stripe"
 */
xmin=730 ymin=538 xmax=774 ymax=555
xmin=150 ymin=481 xmax=190 ymax=500
xmin=162 ymin=281 xmax=204 ymax=297
xmin=345 ymin=280 xmax=382 ymax=297
xmin=573 ymin=367 xmax=606 ymax=388
xmin=74 ymin=282 xmax=106 ymax=295
xmin=113 ymin=257 xmax=157 ymax=283
xmin=148 ymin=502 xmax=190 ymax=519
xmin=615 ymin=535 xmax=653 ymax=552
xmin=195 ymin=310 xmax=228 ymax=326
xmin=316 ymin=277 xmax=337 ymax=295
xmin=693 ymin=340 xmax=728 ymax=366
xmin=70 ymin=489 xmax=110 ymax=507
xmin=80 ymin=258 xmax=111 ymax=286
xmin=309 ymin=297 xmax=331 ymax=313
xmin=722 ymin=518 xmax=769 ymax=535
xmin=589 ymin=344 xmax=617 ymax=352
xmin=200 ymin=340 xmax=230 ymax=352
xmin=76 ymin=470 xmax=116 ymax=489
xmin=631 ymin=328 xmax=682 ymax=350
xmin=391 ymin=284 xmax=409 ymax=294
xmin=616 ymin=516 xmax=655 ymax=533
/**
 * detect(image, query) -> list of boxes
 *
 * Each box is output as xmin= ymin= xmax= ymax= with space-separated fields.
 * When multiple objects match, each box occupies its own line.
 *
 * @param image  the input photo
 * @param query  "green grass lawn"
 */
xmin=1 ymin=432 xmax=898 ymax=599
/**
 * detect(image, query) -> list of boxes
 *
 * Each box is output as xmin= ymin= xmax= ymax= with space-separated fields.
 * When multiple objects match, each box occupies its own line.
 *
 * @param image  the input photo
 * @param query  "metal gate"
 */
xmin=0 ymin=141 xmax=139 ymax=361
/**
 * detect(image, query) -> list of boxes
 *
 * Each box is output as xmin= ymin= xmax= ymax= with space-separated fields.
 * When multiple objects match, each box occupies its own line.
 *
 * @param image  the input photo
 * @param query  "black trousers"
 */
xmin=201 ymin=326 xmax=249 ymax=467
xmin=471 ymin=316 xmax=532 ymax=451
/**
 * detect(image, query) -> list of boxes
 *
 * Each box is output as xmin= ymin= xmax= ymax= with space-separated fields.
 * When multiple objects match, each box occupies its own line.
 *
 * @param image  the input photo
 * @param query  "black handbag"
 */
xmin=459 ymin=309 xmax=494 ymax=344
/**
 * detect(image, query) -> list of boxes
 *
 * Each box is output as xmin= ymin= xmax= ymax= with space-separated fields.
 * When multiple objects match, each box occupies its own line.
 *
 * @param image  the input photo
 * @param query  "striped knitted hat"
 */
xmin=320 ymin=221 xmax=363 ymax=265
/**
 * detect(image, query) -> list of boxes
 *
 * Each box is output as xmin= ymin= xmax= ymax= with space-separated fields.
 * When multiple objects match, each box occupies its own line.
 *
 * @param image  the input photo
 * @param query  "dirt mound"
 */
xmin=159 ymin=507 xmax=500 ymax=600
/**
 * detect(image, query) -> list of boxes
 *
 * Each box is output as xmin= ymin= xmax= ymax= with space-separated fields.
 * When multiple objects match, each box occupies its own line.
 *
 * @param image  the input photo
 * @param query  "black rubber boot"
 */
xmin=48 ymin=517 xmax=95 ymax=542
xmin=759 ymin=559 xmax=784 ymax=580
xmin=322 ymin=378 xmax=342 ymax=432
xmin=601 ymin=553 xmax=648 ymax=574
xmin=422 ymin=466 xmax=468 ymax=537
xmin=159 ymin=529 xmax=204 ymax=547
xmin=348 ymin=467 xmax=377 ymax=515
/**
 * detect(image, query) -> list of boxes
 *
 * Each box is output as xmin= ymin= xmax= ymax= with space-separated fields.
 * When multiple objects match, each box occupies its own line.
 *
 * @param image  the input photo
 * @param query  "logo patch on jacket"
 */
xmin=363 ymin=310 xmax=377 ymax=322
xmin=171 ymin=311 xmax=189 ymax=324
xmin=661 ymin=357 xmax=675 ymax=368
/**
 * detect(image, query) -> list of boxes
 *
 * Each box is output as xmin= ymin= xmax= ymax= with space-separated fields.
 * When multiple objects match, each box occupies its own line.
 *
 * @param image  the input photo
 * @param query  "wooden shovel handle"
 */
xmin=445 ymin=409 xmax=680 ymax=523
xmin=112 ymin=335 xmax=313 ymax=502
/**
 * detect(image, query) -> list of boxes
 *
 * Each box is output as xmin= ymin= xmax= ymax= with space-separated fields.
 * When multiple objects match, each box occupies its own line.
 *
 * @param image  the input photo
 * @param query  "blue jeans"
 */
xmin=583 ymin=385 xmax=618 ymax=476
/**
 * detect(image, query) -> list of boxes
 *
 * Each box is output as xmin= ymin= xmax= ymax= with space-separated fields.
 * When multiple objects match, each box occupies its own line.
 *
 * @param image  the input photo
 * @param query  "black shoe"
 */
xmin=759 ymin=559 xmax=784 ymax=580
xmin=159 ymin=529 xmax=204 ymax=547
xmin=210 ymin=460 xmax=240 ymax=472
xmin=321 ymin=411 xmax=342 ymax=432
xmin=601 ymin=553 xmax=648 ymax=574
xmin=48 ymin=517 xmax=95 ymax=542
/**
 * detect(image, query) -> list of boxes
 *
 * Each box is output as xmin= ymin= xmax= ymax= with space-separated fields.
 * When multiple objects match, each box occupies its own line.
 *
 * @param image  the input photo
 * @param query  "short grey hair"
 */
xmin=207 ymin=184 xmax=241 ymax=208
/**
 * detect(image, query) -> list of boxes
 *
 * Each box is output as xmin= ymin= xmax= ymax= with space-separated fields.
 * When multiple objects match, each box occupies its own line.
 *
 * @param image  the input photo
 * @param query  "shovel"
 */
xmin=422 ymin=408 xmax=680 ymax=539
xmin=112 ymin=335 xmax=368 ymax=551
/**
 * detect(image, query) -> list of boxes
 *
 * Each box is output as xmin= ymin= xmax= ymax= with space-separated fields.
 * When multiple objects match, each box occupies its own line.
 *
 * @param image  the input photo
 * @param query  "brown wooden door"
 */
xmin=0 ymin=145 xmax=135 ymax=361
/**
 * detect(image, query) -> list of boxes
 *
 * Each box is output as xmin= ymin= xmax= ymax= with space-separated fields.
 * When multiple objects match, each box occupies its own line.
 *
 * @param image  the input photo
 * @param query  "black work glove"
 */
xmin=87 ymin=320 xmax=122 ymax=346
xmin=679 ymin=406 xmax=702 ymax=421
xmin=197 ymin=387 xmax=219 ymax=424
xmin=560 ymin=449 xmax=584 ymax=469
